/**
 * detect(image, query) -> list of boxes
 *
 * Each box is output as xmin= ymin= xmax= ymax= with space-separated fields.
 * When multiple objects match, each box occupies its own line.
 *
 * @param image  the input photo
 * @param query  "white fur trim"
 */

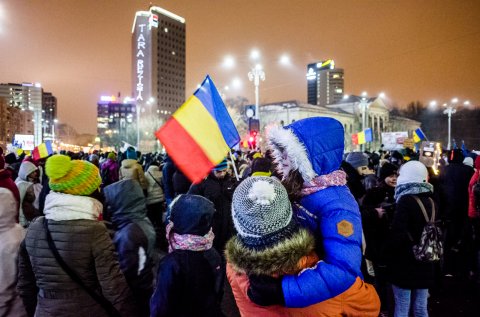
xmin=248 ymin=180 xmax=276 ymax=205
xmin=44 ymin=192 xmax=103 ymax=221
xmin=268 ymin=126 xmax=317 ymax=182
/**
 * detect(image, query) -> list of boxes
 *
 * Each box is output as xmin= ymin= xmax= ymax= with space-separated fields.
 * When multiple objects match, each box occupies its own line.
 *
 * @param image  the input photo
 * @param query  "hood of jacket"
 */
xmin=147 ymin=165 xmax=160 ymax=173
xmin=18 ymin=161 xmax=37 ymax=181
xmin=225 ymin=228 xmax=315 ymax=276
xmin=0 ymin=188 xmax=18 ymax=231
xmin=103 ymin=179 xmax=147 ymax=227
xmin=121 ymin=158 xmax=138 ymax=169
xmin=44 ymin=191 xmax=103 ymax=221
xmin=268 ymin=117 xmax=344 ymax=182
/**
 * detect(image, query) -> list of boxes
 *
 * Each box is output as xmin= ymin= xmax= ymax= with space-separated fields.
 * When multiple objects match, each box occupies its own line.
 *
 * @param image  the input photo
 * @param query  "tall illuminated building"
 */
xmin=306 ymin=60 xmax=344 ymax=106
xmin=132 ymin=5 xmax=186 ymax=151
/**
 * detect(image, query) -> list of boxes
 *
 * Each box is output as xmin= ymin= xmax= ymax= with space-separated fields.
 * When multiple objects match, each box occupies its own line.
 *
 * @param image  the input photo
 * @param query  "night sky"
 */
xmin=0 ymin=0 xmax=479 ymax=135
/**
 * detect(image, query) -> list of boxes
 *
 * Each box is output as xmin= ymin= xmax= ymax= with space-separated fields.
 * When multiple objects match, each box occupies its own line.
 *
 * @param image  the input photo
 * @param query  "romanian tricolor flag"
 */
xmin=156 ymin=75 xmax=240 ymax=183
xmin=413 ymin=128 xmax=426 ymax=143
xmin=32 ymin=141 xmax=53 ymax=161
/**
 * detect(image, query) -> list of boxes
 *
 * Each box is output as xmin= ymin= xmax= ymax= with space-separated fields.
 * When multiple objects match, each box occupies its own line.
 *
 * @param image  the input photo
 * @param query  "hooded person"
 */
xmin=103 ymin=179 xmax=156 ymax=317
xmin=0 ymin=149 xmax=27 ymax=316
xmin=150 ymin=194 xmax=224 ymax=317
xmin=119 ymin=146 xmax=148 ymax=192
xmin=15 ymin=161 xmax=41 ymax=227
xmin=17 ymin=154 xmax=135 ymax=317
xmin=246 ymin=117 xmax=379 ymax=316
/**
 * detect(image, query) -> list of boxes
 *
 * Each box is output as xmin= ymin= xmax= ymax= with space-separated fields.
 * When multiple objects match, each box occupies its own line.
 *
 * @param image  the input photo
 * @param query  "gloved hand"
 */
xmin=247 ymin=274 xmax=285 ymax=306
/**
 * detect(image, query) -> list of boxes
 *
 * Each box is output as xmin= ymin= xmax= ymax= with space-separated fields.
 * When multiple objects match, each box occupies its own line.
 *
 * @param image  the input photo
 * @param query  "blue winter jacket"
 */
xmin=270 ymin=117 xmax=363 ymax=308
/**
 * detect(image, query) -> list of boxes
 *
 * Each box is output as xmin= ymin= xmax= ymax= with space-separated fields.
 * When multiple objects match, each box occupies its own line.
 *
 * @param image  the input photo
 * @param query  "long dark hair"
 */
xmin=282 ymin=169 xmax=305 ymax=202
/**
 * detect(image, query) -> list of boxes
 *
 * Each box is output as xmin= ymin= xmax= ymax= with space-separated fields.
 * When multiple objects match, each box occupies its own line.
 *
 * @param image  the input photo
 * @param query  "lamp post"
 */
xmin=248 ymin=64 xmax=265 ymax=120
xmin=430 ymin=98 xmax=470 ymax=150
xmin=360 ymin=92 xmax=369 ymax=151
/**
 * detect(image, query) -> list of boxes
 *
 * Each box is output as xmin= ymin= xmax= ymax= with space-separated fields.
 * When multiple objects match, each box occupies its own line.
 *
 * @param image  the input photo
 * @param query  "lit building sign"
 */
xmin=150 ymin=14 xmax=159 ymax=28
xmin=100 ymin=95 xmax=117 ymax=102
xmin=316 ymin=59 xmax=335 ymax=70
xmin=306 ymin=67 xmax=317 ymax=80
xmin=132 ymin=12 xmax=152 ymax=104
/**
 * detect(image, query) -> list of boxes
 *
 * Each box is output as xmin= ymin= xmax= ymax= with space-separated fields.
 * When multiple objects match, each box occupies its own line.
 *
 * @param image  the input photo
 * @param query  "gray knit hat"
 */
xmin=231 ymin=176 xmax=298 ymax=250
xmin=346 ymin=151 xmax=369 ymax=169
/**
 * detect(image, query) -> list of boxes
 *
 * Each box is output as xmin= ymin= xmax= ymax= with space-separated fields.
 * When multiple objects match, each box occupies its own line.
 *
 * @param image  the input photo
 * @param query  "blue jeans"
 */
xmin=392 ymin=285 xmax=429 ymax=317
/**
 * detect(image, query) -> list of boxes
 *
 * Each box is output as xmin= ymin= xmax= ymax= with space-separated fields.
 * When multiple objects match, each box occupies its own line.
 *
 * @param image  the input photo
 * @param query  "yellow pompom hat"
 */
xmin=45 ymin=154 xmax=101 ymax=196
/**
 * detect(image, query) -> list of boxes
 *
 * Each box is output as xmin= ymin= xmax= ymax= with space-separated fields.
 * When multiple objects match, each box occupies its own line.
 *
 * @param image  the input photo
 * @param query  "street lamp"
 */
xmin=430 ymin=98 xmax=471 ymax=150
xmin=248 ymin=63 xmax=265 ymax=120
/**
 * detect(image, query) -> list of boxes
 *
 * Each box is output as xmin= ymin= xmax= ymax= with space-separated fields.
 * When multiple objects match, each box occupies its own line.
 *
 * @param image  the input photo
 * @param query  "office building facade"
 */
xmin=307 ymin=60 xmax=344 ymax=106
xmin=97 ymin=96 xmax=136 ymax=149
xmin=0 ymin=82 xmax=53 ymax=146
xmin=132 ymin=5 xmax=186 ymax=151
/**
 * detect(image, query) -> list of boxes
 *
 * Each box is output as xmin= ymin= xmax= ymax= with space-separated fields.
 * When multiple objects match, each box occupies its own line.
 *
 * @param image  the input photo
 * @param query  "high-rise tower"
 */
xmin=132 ymin=5 xmax=185 ymax=151
xmin=306 ymin=60 xmax=344 ymax=107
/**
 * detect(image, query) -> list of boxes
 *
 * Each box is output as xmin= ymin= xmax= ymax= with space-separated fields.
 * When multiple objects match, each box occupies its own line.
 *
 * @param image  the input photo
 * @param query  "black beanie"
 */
xmin=379 ymin=162 xmax=398 ymax=182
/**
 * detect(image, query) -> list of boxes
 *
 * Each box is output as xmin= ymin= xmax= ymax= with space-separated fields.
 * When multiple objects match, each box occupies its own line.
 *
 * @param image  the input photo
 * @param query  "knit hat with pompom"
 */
xmin=231 ymin=176 xmax=298 ymax=250
xmin=46 ymin=154 xmax=101 ymax=196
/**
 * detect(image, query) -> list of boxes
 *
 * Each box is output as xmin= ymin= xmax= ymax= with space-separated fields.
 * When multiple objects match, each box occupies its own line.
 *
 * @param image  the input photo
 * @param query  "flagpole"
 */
xmin=229 ymin=150 xmax=240 ymax=181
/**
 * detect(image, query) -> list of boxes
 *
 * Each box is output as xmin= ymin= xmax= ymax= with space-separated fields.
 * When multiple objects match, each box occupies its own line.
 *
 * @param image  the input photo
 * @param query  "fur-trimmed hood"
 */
xmin=225 ymin=228 xmax=316 ymax=276
xmin=268 ymin=117 xmax=344 ymax=182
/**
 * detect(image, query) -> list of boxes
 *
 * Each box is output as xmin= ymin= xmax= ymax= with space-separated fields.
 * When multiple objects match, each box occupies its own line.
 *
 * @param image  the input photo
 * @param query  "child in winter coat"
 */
xmin=150 ymin=194 xmax=224 ymax=317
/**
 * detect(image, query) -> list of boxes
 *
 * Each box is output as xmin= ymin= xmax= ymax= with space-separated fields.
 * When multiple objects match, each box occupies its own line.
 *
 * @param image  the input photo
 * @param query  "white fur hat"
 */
xmin=397 ymin=160 xmax=428 ymax=186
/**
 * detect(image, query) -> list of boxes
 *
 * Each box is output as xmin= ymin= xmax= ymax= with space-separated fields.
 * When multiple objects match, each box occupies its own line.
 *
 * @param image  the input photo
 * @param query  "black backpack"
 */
xmin=410 ymin=196 xmax=443 ymax=262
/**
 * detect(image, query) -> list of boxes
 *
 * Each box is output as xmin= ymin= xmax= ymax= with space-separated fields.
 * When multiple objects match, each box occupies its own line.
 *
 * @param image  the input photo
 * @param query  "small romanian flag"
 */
xmin=413 ymin=128 xmax=426 ymax=143
xmin=155 ymin=75 xmax=240 ymax=183
xmin=32 ymin=141 xmax=53 ymax=161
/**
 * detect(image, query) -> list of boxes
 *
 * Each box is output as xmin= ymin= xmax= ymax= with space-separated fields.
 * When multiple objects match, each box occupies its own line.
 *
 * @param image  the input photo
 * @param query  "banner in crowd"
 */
xmin=155 ymin=75 xmax=240 ymax=183
xmin=12 ymin=134 xmax=35 ymax=150
xmin=352 ymin=128 xmax=373 ymax=145
xmin=381 ymin=131 xmax=409 ymax=150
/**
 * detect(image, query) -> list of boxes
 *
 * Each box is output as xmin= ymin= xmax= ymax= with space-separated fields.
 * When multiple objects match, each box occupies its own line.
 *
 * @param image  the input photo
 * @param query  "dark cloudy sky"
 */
xmin=0 ymin=0 xmax=479 ymax=134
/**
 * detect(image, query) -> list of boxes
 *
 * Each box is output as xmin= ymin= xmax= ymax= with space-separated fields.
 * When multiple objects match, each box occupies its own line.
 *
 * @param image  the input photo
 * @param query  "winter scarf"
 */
xmin=300 ymin=170 xmax=347 ymax=197
xmin=394 ymin=182 xmax=434 ymax=202
xmin=166 ymin=222 xmax=214 ymax=253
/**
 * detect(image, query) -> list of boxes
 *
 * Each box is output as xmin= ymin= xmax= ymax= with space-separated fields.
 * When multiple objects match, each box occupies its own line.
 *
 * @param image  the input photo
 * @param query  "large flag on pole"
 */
xmin=155 ymin=75 xmax=240 ymax=183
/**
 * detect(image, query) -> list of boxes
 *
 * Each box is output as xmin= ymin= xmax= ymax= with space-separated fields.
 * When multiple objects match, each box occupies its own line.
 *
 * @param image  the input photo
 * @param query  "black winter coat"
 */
xmin=385 ymin=192 xmax=437 ymax=289
xmin=188 ymin=173 xmax=238 ymax=252
xmin=150 ymin=249 xmax=224 ymax=317
xmin=440 ymin=163 xmax=474 ymax=223
xmin=361 ymin=183 xmax=396 ymax=264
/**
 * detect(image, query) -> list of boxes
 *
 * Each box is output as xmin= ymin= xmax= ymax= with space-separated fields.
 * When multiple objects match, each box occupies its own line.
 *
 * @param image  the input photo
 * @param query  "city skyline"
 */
xmin=0 ymin=0 xmax=479 ymax=135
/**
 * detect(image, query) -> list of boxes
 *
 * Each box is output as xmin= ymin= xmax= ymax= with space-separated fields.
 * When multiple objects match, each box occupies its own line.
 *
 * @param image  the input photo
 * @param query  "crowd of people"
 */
xmin=0 ymin=116 xmax=479 ymax=317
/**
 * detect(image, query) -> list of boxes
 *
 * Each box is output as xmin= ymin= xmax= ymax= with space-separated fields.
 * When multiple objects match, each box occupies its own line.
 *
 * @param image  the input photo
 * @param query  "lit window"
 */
xmin=164 ymin=27 xmax=168 ymax=33
xmin=335 ymin=88 xmax=343 ymax=94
